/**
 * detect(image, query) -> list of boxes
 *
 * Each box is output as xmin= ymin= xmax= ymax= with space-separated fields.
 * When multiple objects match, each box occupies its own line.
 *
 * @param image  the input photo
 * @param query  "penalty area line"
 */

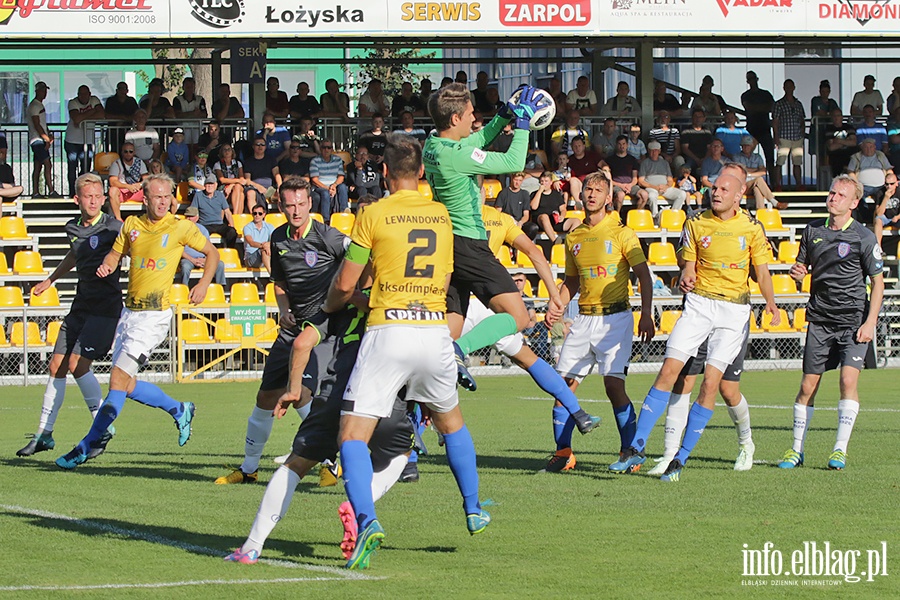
xmin=518 ymin=397 xmax=900 ymax=412
xmin=0 ymin=504 xmax=380 ymax=582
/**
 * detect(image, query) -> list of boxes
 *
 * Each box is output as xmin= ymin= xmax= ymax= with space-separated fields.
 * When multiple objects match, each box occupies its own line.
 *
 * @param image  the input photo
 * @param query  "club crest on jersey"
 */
xmin=738 ymin=236 xmax=746 ymax=251
xmin=129 ymin=229 xmax=139 ymax=243
xmin=572 ymin=243 xmax=582 ymax=256
xmin=701 ymin=235 xmax=712 ymax=249
xmin=604 ymin=240 xmax=613 ymax=254
xmin=89 ymin=235 xmax=98 ymax=250
xmin=305 ymin=250 xmax=319 ymax=267
xmin=838 ymin=242 xmax=850 ymax=258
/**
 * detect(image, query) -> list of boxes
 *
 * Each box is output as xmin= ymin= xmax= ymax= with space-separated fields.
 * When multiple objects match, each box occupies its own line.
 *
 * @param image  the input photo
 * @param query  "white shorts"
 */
xmin=111 ymin=308 xmax=172 ymax=376
xmin=665 ymin=293 xmax=749 ymax=373
xmin=463 ymin=297 xmax=525 ymax=357
xmin=556 ymin=310 xmax=633 ymax=380
xmin=342 ymin=326 xmax=459 ymax=419
xmin=776 ymin=138 xmax=804 ymax=166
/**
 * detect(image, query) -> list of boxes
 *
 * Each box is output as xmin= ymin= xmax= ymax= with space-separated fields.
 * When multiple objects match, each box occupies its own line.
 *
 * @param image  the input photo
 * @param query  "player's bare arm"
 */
xmin=189 ymin=240 xmax=219 ymax=304
xmin=633 ymin=262 xmax=656 ymax=343
xmin=678 ymin=260 xmax=697 ymax=294
xmin=273 ymin=281 xmax=295 ymax=329
xmin=858 ymin=274 xmax=884 ymax=343
xmin=546 ymin=274 xmax=579 ymax=326
xmin=34 ymin=251 xmax=76 ymax=295
xmin=96 ymin=248 xmax=123 ymax=278
xmin=754 ymin=263 xmax=781 ymax=326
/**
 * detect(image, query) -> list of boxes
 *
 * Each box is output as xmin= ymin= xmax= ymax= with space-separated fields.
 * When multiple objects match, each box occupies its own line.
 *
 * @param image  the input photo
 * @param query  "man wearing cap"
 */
xmin=851 ymin=75 xmax=884 ymax=117
xmin=139 ymin=78 xmax=175 ymax=121
xmin=174 ymin=76 xmax=207 ymax=151
xmin=166 ymin=128 xmax=190 ymax=182
xmin=309 ymin=138 xmax=348 ymax=222
xmin=65 ymin=85 xmax=105 ymax=198
xmin=636 ymin=140 xmax=688 ymax=215
xmin=180 ymin=205 xmax=226 ymax=286
xmin=772 ymin=79 xmax=806 ymax=190
xmin=734 ymin=135 xmax=780 ymax=211
xmin=28 ymin=81 xmax=62 ymax=198
xmin=741 ymin=71 xmax=775 ymax=184
xmin=191 ymin=176 xmax=238 ymax=248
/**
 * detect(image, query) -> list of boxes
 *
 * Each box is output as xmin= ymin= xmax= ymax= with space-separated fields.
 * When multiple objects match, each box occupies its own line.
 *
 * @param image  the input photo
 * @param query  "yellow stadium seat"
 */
xmin=233 ymin=213 xmax=253 ymax=234
xmin=632 ymin=311 xmax=641 ymax=335
xmin=756 ymin=208 xmax=785 ymax=231
xmin=265 ymin=282 xmax=277 ymax=304
xmin=801 ymin=274 xmax=811 ymax=293
xmin=13 ymin=251 xmax=44 ymax=274
xmin=762 ymin=308 xmax=793 ymax=332
xmin=217 ymin=248 xmax=243 ymax=271
xmin=0 ymin=324 xmax=9 ymax=348
xmin=417 ymin=181 xmax=433 ymax=200
xmin=200 ymin=283 xmax=226 ymax=306
xmin=497 ymin=246 xmax=514 ymax=267
xmin=29 ymin=286 xmax=60 ymax=307
xmin=537 ymin=280 xmax=551 ymax=299
xmin=777 ymin=241 xmax=800 ymax=264
xmin=0 ymin=286 xmax=25 ymax=307
xmin=659 ymin=310 xmax=681 ymax=334
xmin=628 ymin=280 xmax=635 ymax=297
xmin=551 ymin=244 xmax=566 ymax=268
xmin=330 ymin=212 xmax=355 ymax=235
xmin=0 ymin=216 xmax=29 ymax=239
xmin=0 ymin=254 xmax=8 ymax=274
xmin=482 ymin=179 xmax=503 ymax=200
xmin=266 ymin=213 xmax=288 ymax=228
xmin=254 ymin=318 xmax=279 ymax=342
xmin=771 ymin=274 xmax=798 ymax=295
xmin=793 ymin=308 xmax=807 ymax=331
xmin=647 ymin=242 xmax=677 ymax=266
xmin=170 ymin=284 xmax=190 ymax=305
xmin=10 ymin=321 xmax=42 ymax=346
xmin=517 ymin=252 xmax=534 ymax=269
xmin=176 ymin=181 xmax=192 ymax=205
xmin=564 ymin=209 xmax=585 ymax=221
xmin=626 ymin=209 xmax=657 ymax=231
xmin=749 ymin=312 xmax=762 ymax=332
xmin=310 ymin=212 xmax=324 ymax=223
xmin=214 ymin=318 xmax=242 ymax=342
xmin=181 ymin=319 xmax=212 ymax=343
xmin=230 ymin=282 xmax=260 ymax=304
xmin=749 ymin=278 xmax=761 ymax=295
xmin=336 ymin=151 xmax=352 ymax=166
xmin=521 ymin=280 xmax=534 ymax=297
xmin=46 ymin=320 xmax=62 ymax=346
xmin=659 ymin=209 xmax=686 ymax=232
xmin=93 ymin=151 xmax=119 ymax=176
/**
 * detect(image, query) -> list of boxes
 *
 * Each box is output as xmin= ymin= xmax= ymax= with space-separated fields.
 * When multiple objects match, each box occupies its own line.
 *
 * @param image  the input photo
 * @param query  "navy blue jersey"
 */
xmin=64 ymin=213 xmax=123 ymax=317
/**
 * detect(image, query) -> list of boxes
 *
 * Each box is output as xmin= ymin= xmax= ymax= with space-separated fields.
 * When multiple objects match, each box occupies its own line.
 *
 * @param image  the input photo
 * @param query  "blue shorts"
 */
xmin=31 ymin=140 xmax=50 ymax=162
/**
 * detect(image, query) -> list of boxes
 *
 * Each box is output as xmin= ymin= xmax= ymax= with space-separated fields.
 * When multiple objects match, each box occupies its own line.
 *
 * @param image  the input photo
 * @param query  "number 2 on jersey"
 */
xmin=405 ymin=229 xmax=436 ymax=278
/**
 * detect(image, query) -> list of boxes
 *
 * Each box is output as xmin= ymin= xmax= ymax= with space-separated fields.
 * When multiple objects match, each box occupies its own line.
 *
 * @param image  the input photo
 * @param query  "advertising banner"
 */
xmin=386 ymin=0 xmax=598 ymax=33
xmin=0 ymin=0 xmax=170 ymax=37
xmin=599 ymin=0 xmax=807 ymax=35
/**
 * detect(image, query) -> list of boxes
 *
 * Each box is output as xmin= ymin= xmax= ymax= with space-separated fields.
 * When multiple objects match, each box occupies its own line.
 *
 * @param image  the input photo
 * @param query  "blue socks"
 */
xmin=527 ymin=359 xmax=583 ymax=416
xmin=674 ymin=403 xmax=714 ymax=464
xmin=442 ymin=426 xmax=481 ymax=516
xmin=76 ymin=390 xmax=126 ymax=455
xmin=128 ymin=381 xmax=183 ymax=418
xmin=340 ymin=440 xmax=377 ymax=530
xmin=632 ymin=387 xmax=670 ymax=452
xmin=552 ymin=405 xmax=575 ymax=450
xmin=612 ymin=402 xmax=637 ymax=453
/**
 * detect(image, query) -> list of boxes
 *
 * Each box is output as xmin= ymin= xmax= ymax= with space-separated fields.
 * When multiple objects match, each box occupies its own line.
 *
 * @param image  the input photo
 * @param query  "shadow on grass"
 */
xmin=0 ymin=456 xmax=215 ymax=483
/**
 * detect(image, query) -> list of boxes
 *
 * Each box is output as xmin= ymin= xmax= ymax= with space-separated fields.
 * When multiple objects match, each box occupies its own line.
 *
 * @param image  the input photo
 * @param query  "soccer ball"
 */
xmin=508 ymin=88 xmax=556 ymax=131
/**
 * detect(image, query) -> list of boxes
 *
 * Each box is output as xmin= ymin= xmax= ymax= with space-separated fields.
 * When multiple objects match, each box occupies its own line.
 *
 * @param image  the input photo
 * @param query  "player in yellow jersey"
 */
xmin=544 ymin=171 xmax=655 ymax=471
xmin=610 ymin=171 xmax=780 ymax=481
xmin=323 ymin=134 xmax=488 ymax=570
xmin=56 ymin=173 xmax=219 ymax=469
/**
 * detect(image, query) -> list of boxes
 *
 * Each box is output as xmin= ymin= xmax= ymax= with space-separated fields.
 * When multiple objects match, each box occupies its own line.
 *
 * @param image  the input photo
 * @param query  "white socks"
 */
xmin=834 ymin=399 xmax=859 ymax=453
xmin=727 ymin=395 xmax=753 ymax=446
xmin=242 ymin=465 xmax=301 ymax=555
xmin=37 ymin=377 xmax=67 ymax=435
xmin=240 ymin=406 xmax=275 ymax=474
xmin=75 ymin=371 xmax=103 ymax=416
xmin=662 ymin=393 xmax=692 ymax=457
xmin=791 ymin=403 xmax=814 ymax=453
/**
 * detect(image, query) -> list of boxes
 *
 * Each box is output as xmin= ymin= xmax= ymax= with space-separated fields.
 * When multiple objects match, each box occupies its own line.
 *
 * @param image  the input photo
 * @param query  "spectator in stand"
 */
xmin=602 ymin=81 xmax=638 ymax=116
xmin=290 ymin=119 xmax=320 ymax=172
xmin=741 ymin=71 xmax=775 ymax=182
xmin=197 ymin=120 xmax=231 ymax=167
xmin=886 ymin=106 xmax=900 ymax=168
xmin=566 ymin=75 xmax=598 ymax=116
xmin=212 ymin=83 xmax=245 ymax=121
xmin=265 ymin=77 xmax=290 ymax=119
xmin=104 ymin=81 xmax=139 ymax=141
xmin=546 ymin=76 xmax=568 ymax=115
xmin=148 ymin=158 xmax=165 ymax=176
xmin=551 ymin=109 xmax=590 ymax=157
xmin=107 ymin=141 xmax=148 ymax=220
xmin=700 ymin=138 xmax=726 ymax=189
xmin=439 ymin=76 xmax=453 ymax=88
xmin=653 ymin=80 xmax=682 ymax=117
xmin=242 ymin=136 xmax=281 ymax=210
xmin=592 ymin=117 xmax=618 ymax=159
xmin=601 ymin=135 xmax=640 ymax=211
xmin=810 ymin=79 xmax=840 ymax=157
xmin=496 ymin=172 xmax=535 ymax=236
xmin=173 ymin=76 xmax=206 ymax=153
xmin=140 ymin=78 xmax=174 ymax=121
xmin=848 ymin=137 xmax=893 ymax=200
xmin=565 ymin=136 xmax=598 ymax=197
xmin=855 ymin=104 xmax=889 ymax=152
xmin=358 ymin=78 xmax=390 ymax=123
xmin=676 ymin=165 xmax=700 ymax=211
xmin=734 ymin=136 xmax=780 ymax=211
xmin=165 ymin=127 xmax=190 ymax=182
xmin=521 ymin=148 xmax=546 ymax=194
xmin=680 ymin=108 xmax=713 ymax=173
xmin=715 ymin=110 xmax=749 ymax=159
xmin=850 ymin=74 xmax=884 ymax=116
xmin=394 ymin=110 xmax=427 ymax=145
xmin=214 ymin=143 xmax=246 ymax=216
xmin=346 ymin=146 xmax=382 ymax=200
xmin=824 ymin=109 xmax=858 ymax=177
xmin=636 ymin=140 xmax=687 ymax=215
xmin=179 ymin=205 xmax=226 ymax=286
xmin=288 ymin=82 xmax=320 ymax=121
xmin=125 ymin=109 xmax=160 ymax=164
xmin=552 ymin=153 xmax=578 ymax=208
xmin=627 ymin=123 xmax=647 ymax=161
xmin=0 ymin=135 xmax=24 ymax=201
xmin=772 ymin=78 xmax=807 ymax=190
xmin=472 ymin=71 xmax=492 ymax=113
xmin=482 ymin=87 xmax=505 ymax=117
xmin=277 ymin=138 xmax=311 ymax=182
xmin=242 ymin=204 xmax=275 ymax=272
xmin=530 ymin=171 xmax=568 ymax=243
xmin=357 ymin=113 xmax=387 ymax=163
xmin=391 ymin=81 xmax=425 ymax=118
xmin=419 ymin=78 xmax=434 ymax=105
xmin=309 ymin=138 xmax=348 ymax=222
xmin=690 ymin=82 xmax=722 ymax=117
xmin=191 ymin=175 xmax=237 ymax=248
xmin=186 ymin=151 xmax=216 ymax=202
xmin=887 ymin=76 xmax=900 ymax=115
xmin=700 ymin=74 xmax=729 ymax=113
xmin=874 ymin=172 xmax=900 ymax=245
xmin=255 ymin=112 xmax=291 ymax=162
xmin=65 ymin=84 xmax=105 ymax=197
xmin=28 ymin=81 xmax=60 ymax=198
xmin=489 ymin=122 xmax=515 ymax=155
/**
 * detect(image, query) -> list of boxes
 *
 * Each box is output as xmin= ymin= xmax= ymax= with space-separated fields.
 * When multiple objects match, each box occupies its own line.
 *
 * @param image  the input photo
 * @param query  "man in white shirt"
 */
xmin=65 ymin=85 xmax=105 ymax=197
xmin=173 ymin=76 xmax=207 ymax=148
xmin=28 ymin=81 xmax=62 ymax=198
xmin=124 ymin=109 xmax=159 ymax=164
xmin=566 ymin=76 xmax=598 ymax=116
xmin=851 ymin=74 xmax=884 ymax=117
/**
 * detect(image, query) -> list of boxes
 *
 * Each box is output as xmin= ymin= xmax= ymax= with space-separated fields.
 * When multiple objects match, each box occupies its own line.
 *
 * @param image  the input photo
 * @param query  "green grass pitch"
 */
xmin=0 ymin=370 xmax=897 ymax=598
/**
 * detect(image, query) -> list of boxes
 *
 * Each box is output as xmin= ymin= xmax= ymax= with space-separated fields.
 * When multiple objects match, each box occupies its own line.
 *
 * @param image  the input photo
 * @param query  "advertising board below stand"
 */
xmin=0 ymin=0 xmax=170 ymax=37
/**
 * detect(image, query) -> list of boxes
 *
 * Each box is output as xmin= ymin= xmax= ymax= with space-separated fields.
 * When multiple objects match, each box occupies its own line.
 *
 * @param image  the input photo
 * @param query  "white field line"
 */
xmin=0 ymin=504 xmax=380 ymax=584
xmin=0 ymin=577 xmax=372 ymax=592
xmin=518 ymin=397 xmax=900 ymax=412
